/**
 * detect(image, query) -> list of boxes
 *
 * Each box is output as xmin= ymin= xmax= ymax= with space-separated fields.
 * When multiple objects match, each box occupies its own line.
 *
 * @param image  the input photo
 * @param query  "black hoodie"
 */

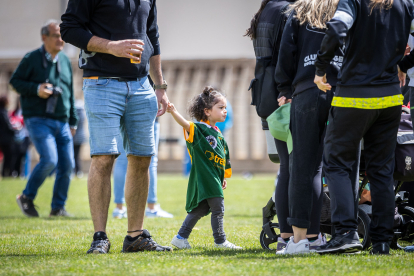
xmin=315 ymin=0 xmax=414 ymax=107
xmin=60 ymin=0 xmax=159 ymax=78
xmin=275 ymin=12 xmax=344 ymax=99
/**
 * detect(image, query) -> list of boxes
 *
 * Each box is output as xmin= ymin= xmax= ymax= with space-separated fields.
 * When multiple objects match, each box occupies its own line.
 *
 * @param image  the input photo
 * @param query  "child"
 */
xmin=168 ymin=86 xmax=242 ymax=250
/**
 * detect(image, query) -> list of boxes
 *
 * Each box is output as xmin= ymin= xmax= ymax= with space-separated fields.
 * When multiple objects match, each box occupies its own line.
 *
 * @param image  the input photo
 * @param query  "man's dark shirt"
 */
xmin=60 ymin=0 xmax=160 ymax=78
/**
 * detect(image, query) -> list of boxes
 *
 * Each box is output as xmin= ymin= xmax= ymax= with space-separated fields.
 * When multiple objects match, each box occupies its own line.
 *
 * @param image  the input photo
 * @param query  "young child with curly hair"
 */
xmin=168 ymin=86 xmax=242 ymax=250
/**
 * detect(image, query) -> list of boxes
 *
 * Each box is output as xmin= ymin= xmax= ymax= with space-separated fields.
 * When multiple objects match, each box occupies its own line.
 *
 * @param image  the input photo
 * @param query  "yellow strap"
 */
xmin=83 ymin=76 xmax=99 ymax=80
xmin=331 ymin=95 xmax=403 ymax=109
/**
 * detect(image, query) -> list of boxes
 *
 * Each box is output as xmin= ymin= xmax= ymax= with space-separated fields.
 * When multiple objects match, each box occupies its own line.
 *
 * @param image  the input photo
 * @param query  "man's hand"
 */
xmin=222 ymin=179 xmax=227 ymax=190
xmin=155 ymin=89 xmax=169 ymax=117
xmin=38 ymin=83 xmax=53 ymax=99
xmin=314 ymin=74 xmax=331 ymax=92
xmin=398 ymin=66 xmax=406 ymax=87
xmin=405 ymin=44 xmax=411 ymax=56
xmin=278 ymin=96 xmax=292 ymax=106
xmin=70 ymin=128 xmax=76 ymax=136
xmin=106 ymin=39 xmax=144 ymax=62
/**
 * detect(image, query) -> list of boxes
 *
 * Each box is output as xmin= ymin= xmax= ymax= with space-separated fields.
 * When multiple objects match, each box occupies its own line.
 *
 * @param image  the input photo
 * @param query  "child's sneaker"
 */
xmin=171 ymin=235 xmax=191 ymax=249
xmin=309 ymin=233 xmax=327 ymax=250
xmin=215 ymin=240 xmax=242 ymax=250
xmin=277 ymin=237 xmax=288 ymax=251
xmin=276 ymin=237 xmax=310 ymax=255
xmin=112 ymin=207 xmax=127 ymax=219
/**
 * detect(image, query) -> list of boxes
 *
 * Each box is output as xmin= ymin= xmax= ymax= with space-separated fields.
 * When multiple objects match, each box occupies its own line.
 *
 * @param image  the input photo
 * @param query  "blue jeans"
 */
xmin=113 ymin=120 xmax=160 ymax=204
xmin=83 ymin=77 xmax=158 ymax=157
xmin=23 ymin=117 xmax=74 ymax=210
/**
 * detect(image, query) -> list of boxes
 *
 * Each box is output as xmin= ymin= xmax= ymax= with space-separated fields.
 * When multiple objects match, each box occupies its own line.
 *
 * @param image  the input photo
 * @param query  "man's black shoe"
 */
xmin=122 ymin=229 xmax=173 ymax=252
xmin=370 ymin=242 xmax=390 ymax=255
xmin=16 ymin=194 xmax=39 ymax=217
xmin=315 ymin=231 xmax=362 ymax=254
xmin=49 ymin=208 xmax=72 ymax=217
xmin=87 ymin=232 xmax=111 ymax=254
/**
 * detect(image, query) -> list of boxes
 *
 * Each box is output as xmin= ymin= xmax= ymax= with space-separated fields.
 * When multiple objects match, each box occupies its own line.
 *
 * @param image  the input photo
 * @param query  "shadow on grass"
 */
xmin=185 ymin=248 xmax=319 ymax=259
xmin=0 ymin=216 xmax=90 ymax=220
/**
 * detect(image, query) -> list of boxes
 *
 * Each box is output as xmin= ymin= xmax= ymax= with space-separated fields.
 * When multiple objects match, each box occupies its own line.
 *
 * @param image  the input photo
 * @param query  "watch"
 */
xmin=153 ymin=80 xmax=168 ymax=90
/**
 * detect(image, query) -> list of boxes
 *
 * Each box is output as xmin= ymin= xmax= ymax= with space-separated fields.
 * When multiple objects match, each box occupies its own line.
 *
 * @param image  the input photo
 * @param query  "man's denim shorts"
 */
xmin=83 ymin=76 xmax=158 ymax=157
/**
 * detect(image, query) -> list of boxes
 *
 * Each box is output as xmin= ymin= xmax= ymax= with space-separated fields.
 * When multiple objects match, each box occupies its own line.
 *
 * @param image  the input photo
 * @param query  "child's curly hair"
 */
xmin=188 ymin=86 xmax=225 ymax=122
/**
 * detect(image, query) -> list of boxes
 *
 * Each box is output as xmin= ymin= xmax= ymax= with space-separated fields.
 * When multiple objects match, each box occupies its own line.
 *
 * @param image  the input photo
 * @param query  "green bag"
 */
xmin=266 ymin=103 xmax=293 ymax=154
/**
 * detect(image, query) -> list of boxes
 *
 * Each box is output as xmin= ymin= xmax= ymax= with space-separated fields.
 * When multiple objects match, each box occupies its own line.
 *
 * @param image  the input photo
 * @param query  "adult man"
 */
xmin=60 ymin=0 xmax=171 ymax=254
xmin=10 ymin=20 xmax=78 ymax=218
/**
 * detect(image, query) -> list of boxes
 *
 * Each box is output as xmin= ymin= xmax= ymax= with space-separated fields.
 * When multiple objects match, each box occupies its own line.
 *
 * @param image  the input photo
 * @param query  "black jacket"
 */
xmin=253 ymin=0 xmax=295 ymax=65
xmin=315 ymin=0 xmax=414 ymax=99
xmin=276 ymin=13 xmax=343 ymax=99
xmin=61 ymin=0 xmax=160 ymax=78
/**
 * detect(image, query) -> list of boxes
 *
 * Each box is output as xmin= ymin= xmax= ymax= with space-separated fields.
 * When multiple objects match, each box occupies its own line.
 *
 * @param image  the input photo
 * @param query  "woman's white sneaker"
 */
xmin=276 ymin=237 xmax=310 ymax=255
xmin=171 ymin=235 xmax=191 ymax=249
xmin=215 ymin=240 xmax=242 ymax=250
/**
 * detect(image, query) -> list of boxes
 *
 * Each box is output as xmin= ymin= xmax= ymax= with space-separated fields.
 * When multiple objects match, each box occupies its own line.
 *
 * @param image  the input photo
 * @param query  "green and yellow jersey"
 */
xmin=184 ymin=121 xmax=232 ymax=213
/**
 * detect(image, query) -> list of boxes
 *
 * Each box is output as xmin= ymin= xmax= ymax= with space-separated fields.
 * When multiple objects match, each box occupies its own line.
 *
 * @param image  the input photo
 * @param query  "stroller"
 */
xmin=259 ymin=113 xmax=414 ymax=251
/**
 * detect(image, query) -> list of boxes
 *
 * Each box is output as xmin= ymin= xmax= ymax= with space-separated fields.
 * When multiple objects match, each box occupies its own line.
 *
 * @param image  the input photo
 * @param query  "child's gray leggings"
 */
xmin=178 ymin=197 xmax=226 ymax=244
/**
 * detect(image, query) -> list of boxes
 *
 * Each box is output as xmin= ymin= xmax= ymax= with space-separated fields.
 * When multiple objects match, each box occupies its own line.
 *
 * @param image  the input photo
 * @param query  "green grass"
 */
xmin=0 ymin=174 xmax=413 ymax=276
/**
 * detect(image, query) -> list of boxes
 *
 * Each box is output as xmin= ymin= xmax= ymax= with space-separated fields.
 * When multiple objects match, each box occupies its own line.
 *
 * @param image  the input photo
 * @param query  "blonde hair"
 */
xmin=370 ymin=0 xmax=394 ymax=12
xmin=289 ymin=0 xmax=340 ymax=29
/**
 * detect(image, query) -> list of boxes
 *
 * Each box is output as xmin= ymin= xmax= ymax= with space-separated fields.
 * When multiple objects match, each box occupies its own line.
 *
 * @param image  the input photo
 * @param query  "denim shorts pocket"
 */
xmin=83 ymin=78 xmax=110 ymax=89
xmin=294 ymin=89 xmax=319 ymax=114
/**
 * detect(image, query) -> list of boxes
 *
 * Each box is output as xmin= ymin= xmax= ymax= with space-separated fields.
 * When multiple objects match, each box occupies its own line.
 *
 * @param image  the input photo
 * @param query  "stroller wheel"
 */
xmin=357 ymin=208 xmax=371 ymax=250
xmin=391 ymin=206 xmax=414 ymax=249
xmin=260 ymin=223 xmax=280 ymax=250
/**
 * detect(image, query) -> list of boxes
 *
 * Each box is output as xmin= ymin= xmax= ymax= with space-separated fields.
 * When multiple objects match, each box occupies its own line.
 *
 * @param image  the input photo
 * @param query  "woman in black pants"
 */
xmin=0 ymin=96 xmax=16 ymax=177
xmin=275 ymin=0 xmax=343 ymax=254
xmin=314 ymin=0 xmax=414 ymax=255
xmin=245 ymin=0 xmax=298 ymax=250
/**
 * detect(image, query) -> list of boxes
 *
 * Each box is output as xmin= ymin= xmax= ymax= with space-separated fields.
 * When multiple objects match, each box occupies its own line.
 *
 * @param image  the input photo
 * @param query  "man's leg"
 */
xmin=125 ymin=155 xmax=151 ymax=235
xmin=51 ymin=122 xmax=75 ymax=213
xmin=88 ymin=155 xmax=116 ymax=232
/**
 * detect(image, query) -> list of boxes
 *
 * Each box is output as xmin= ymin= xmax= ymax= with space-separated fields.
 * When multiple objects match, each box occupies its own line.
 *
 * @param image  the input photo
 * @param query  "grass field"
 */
xmin=0 ymin=174 xmax=413 ymax=276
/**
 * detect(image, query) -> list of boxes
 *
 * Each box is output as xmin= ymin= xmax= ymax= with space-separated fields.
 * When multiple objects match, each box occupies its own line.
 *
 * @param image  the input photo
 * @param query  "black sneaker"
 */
xmin=370 ymin=242 xmax=390 ymax=255
xmin=16 ymin=194 xmax=39 ymax=217
xmin=49 ymin=208 xmax=72 ymax=217
xmin=315 ymin=231 xmax=362 ymax=254
xmin=122 ymin=229 xmax=173 ymax=252
xmin=87 ymin=232 xmax=111 ymax=254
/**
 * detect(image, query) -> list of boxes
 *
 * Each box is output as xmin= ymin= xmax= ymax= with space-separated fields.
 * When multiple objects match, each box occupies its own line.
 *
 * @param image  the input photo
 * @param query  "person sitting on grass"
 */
xmin=168 ymin=86 xmax=242 ymax=250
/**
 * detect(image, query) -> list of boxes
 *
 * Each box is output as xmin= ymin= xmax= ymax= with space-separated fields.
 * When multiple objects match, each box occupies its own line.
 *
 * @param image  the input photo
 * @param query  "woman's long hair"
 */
xmin=244 ymin=0 xmax=271 ymax=39
xmin=288 ymin=0 xmax=340 ymax=29
xmin=370 ymin=0 xmax=394 ymax=12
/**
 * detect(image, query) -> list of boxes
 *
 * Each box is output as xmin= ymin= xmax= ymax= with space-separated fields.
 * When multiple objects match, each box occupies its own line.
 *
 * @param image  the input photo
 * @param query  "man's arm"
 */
xmin=149 ymin=56 xmax=169 ymax=117
xmin=67 ymin=62 xmax=78 ymax=134
xmin=9 ymin=55 xmax=40 ymax=97
xmin=147 ymin=0 xmax=161 ymax=56
xmin=60 ymin=0 xmax=144 ymax=62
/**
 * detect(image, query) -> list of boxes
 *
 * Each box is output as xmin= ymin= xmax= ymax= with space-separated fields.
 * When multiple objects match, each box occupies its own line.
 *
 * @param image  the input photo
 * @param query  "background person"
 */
xmin=0 ymin=95 xmax=16 ymax=177
xmin=10 ymin=20 xmax=77 ymax=218
xmin=61 ymin=0 xmax=172 ymax=254
xmin=112 ymin=118 xmax=174 ymax=219
xmin=9 ymin=98 xmax=31 ymax=178
xmin=72 ymin=99 xmax=87 ymax=178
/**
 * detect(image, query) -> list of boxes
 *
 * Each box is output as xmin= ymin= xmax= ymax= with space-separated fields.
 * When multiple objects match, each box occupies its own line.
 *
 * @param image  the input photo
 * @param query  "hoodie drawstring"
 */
xmin=127 ymin=0 xmax=141 ymax=15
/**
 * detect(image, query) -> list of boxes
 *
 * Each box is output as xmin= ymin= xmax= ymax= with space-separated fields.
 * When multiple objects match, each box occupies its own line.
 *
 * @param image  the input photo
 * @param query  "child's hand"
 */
xmin=166 ymin=103 xmax=176 ymax=113
xmin=222 ymin=179 xmax=227 ymax=190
